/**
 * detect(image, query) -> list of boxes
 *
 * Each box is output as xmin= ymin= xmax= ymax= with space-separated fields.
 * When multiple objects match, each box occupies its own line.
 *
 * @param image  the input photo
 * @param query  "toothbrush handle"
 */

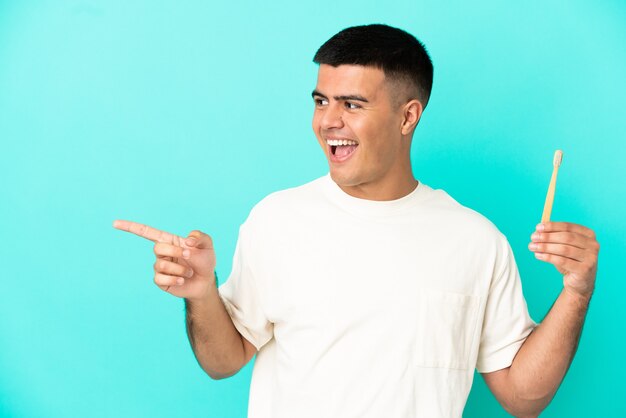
xmin=541 ymin=168 xmax=559 ymax=223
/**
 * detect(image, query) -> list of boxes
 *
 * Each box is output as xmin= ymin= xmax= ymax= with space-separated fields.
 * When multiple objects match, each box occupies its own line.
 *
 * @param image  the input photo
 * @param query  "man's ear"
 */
xmin=401 ymin=99 xmax=424 ymax=136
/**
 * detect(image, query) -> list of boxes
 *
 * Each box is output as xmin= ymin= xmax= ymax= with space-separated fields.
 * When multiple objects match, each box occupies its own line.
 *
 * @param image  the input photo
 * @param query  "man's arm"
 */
xmin=113 ymin=220 xmax=257 ymax=379
xmin=185 ymin=280 xmax=258 ymax=379
xmin=482 ymin=222 xmax=599 ymax=417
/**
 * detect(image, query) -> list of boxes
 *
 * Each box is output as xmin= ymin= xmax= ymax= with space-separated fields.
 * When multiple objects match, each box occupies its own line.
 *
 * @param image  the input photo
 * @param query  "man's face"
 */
xmin=312 ymin=64 xmax=411 ymax=199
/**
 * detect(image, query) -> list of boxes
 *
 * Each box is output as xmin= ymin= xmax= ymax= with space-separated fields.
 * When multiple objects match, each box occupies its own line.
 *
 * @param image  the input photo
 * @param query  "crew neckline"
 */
xmin=318 ymin=173 xmax=430 ymax=217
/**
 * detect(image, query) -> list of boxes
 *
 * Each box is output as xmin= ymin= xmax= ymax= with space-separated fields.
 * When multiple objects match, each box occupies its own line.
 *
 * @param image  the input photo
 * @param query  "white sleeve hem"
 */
xmin=476 ymin=322 xmax=537 ymax=374
xmin=219 ymin=292 xmax=268 ymax=351
xmin=476 ymin=341 xmax=522 ymax=373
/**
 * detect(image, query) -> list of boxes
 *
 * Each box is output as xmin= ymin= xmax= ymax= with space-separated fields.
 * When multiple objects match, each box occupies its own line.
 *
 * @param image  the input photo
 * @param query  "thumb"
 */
xmin=185 ymin=230 xmax=214 ymax=250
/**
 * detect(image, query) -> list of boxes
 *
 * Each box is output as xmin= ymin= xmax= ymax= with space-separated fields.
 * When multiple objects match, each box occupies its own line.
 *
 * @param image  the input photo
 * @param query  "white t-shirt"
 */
xmin=219 ymin=175 xmax=536 ymax=418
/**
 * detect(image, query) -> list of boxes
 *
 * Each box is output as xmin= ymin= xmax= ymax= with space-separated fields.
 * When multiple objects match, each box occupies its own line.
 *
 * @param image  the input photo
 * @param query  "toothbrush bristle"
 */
xmin=553 ymin=150 xmax=563 ymax=167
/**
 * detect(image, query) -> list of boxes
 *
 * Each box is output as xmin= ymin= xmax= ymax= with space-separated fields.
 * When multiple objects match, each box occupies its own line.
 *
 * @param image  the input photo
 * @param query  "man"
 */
xmin=114 ymin=24 xmax=599 ymax=417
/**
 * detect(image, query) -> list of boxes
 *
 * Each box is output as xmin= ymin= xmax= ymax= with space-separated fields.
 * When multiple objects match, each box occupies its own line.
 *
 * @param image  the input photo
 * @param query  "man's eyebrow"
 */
xmin=311 ymin=90 xmax=369 ymax=103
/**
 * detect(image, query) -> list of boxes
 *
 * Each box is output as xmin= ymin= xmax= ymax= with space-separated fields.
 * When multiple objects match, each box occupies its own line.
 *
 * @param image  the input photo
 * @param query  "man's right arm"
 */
xmin=112 ymin=220 xmax=257 ymax=380
xmin=185 ymin=282 xmax=257 ymax=379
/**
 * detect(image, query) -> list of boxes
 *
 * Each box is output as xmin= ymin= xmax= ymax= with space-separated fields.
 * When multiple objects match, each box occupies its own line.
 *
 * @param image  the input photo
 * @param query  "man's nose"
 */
xmin=320 ymin=104 xmax=345 ymax=130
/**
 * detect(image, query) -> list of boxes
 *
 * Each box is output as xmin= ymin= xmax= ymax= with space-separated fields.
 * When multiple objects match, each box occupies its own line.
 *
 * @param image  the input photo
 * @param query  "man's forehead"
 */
xmin=315 ymin=64 xmax=386 ymax=97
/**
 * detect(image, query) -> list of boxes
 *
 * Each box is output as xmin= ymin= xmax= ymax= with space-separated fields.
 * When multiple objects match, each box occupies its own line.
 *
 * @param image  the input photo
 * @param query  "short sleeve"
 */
xmin=476 ymin=238 xmax=537 ymax=373
xmin=218 ymin=225 xmax=273 ymax=351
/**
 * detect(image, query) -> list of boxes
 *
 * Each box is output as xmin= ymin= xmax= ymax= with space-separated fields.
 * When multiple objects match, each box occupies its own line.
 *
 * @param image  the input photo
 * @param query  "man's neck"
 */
xmin=337 ymin=177 xmax=419 ymax=201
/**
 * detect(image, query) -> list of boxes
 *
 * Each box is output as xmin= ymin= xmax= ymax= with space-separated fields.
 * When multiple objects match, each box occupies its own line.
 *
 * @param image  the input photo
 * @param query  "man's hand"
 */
xmin=528 ymin=221 xmax=600 ymax=298
xmin=113 ymin=220 xmax=217 ymax=302
xmin=483 ymin=222 xmax=599 ymax=416
xmin=113 ymin=219 xmax=256 ymax=378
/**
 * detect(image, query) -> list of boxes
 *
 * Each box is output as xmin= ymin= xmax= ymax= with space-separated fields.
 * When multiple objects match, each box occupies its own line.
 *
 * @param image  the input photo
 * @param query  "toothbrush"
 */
xmin=541 ymin=150 xmax=563 ymax=223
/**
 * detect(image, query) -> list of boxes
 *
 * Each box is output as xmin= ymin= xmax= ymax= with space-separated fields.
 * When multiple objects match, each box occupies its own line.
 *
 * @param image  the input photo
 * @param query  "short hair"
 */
xmin=313 ymin=24 xmax=434 ymax=108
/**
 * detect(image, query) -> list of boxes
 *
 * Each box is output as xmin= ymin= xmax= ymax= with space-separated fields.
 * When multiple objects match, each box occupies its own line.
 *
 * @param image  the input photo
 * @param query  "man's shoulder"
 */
xmin=244 ymin=176 xmax=327 ymax=223
xmin=424 ymin=186 xmax=506 ymax=242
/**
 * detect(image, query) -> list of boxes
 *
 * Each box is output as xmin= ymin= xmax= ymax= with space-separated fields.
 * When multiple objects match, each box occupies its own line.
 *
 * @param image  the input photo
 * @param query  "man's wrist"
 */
xmin=185 ymin=271 xmax=219 ymax=307
xmin=563 ymin=286 xmax=593 ymax=308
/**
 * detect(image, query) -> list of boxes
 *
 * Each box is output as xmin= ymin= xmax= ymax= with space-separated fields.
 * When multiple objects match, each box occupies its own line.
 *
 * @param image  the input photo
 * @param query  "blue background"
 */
xmin=1 ymin=1 xmax=625 ymax=417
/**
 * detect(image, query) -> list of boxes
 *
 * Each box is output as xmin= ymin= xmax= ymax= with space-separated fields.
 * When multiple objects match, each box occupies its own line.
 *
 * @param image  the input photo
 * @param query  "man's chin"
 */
xmin=329 ymin=169 xmax=360 ymax=188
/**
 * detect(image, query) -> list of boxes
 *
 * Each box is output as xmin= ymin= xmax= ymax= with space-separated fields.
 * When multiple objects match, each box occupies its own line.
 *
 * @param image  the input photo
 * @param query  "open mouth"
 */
xmin=327 ymin=138 xmax=358 ymax=162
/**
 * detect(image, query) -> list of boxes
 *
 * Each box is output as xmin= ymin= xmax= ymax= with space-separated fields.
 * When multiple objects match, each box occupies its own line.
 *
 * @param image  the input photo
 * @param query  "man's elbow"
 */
xmin=195 ymin=351 xmax=247 ymax=380
xmin=207 ymin=371 xmax=237 ymax=380
xmin=197 ymin=336 xmax=255 ymax=380
xmin=205 ymin=365 xmax=243 ymax=380
xmin=503 ymin=392 xmax=553 ymax=418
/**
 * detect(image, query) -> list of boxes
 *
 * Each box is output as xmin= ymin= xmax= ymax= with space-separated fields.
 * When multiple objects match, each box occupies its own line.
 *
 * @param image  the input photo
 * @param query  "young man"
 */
xmin=114 ymin=24 xmax=599 ymax=418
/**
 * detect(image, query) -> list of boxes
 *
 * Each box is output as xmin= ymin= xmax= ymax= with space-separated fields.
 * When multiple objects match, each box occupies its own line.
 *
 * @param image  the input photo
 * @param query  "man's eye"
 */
xmin=345 ymin=102 xmax=360 ymax=110
xmin=314 ymin=98 xmax=328 ymax=106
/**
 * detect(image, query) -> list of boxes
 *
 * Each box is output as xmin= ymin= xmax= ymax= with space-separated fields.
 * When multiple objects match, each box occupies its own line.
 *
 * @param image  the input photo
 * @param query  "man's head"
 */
xmin=311 ymin=24 xmax=433 ymax=200
xmin=313 ymin=24 xmax=433 ymax=110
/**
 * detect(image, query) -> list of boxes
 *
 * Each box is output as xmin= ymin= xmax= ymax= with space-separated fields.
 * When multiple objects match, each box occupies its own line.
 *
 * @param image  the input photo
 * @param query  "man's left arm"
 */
xmin=482 ymin=222 xmax=599 ymax=418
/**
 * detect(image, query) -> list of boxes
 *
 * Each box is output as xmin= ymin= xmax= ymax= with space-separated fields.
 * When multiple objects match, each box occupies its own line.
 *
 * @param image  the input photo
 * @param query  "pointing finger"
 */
xmin=113 ymin=219 xmax=180 ymax=243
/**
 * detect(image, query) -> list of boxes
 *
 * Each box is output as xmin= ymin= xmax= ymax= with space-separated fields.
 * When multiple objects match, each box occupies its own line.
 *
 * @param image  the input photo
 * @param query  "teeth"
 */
xmin=326 ymin=139 xmax=357 ymax=146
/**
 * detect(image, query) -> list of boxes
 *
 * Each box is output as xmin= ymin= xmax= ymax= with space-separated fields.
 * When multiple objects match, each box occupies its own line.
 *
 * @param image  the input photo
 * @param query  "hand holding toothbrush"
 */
xmin=528 ymin=150 xmax=599 ymax=299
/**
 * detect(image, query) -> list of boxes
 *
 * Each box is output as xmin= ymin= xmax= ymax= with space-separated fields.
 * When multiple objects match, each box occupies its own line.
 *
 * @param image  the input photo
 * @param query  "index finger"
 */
xmin=113 ymin=219 xmax=179 ymax=243
xmin=538 ymin=222 xmax=596 ymax=239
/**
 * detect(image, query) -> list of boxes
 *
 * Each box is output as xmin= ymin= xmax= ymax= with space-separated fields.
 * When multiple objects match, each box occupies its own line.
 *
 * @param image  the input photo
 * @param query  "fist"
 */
xmin=529 ymin=222 xmax=600 ymax=298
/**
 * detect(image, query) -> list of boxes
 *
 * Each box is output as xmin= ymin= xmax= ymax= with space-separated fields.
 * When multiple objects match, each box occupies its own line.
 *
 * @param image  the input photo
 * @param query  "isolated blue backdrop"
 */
xmin=1 ymin=1 xmax=624 ymax=417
